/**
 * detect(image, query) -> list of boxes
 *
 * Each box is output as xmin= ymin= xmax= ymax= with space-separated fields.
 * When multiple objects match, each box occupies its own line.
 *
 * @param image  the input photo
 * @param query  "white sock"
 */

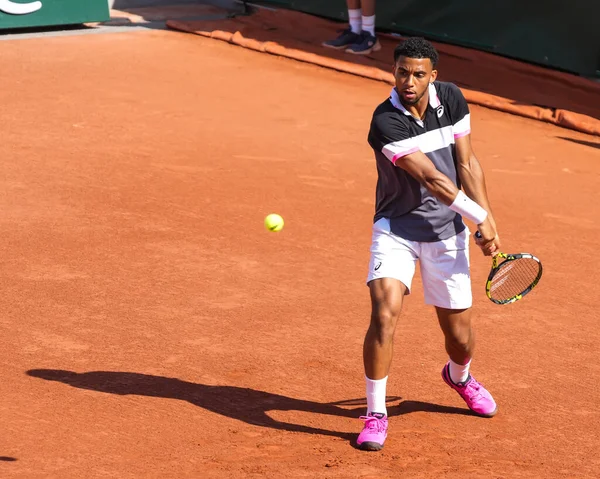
xmin=366 ymin=376 xmax=388 ymax=416
xmin=348 ymin=9 xmax=362 ymax=34
xmin=449 ymin=359 xmax=471 ymax=384
xmin=362 ymin=15 xmax=376 ymax=36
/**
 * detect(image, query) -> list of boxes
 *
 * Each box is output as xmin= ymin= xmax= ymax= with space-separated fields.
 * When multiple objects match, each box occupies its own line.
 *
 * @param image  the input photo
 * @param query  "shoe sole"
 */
xmin=478 ymin=407 xmax=498 ymax=418
xmin=358 ymin=441 xmax=384 ymax=451
xmin=322 ymin=42 xmax=353 ymax=50
xmin=441 ymin=367 xmax=498 ymax=418
xmin=345 ymin=42 xmax=382 ymax=55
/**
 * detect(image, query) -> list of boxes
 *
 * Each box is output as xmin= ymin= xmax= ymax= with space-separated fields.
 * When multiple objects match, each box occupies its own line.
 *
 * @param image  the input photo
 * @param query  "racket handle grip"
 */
xmin=474 ymin=231 xmax=482 ymax=239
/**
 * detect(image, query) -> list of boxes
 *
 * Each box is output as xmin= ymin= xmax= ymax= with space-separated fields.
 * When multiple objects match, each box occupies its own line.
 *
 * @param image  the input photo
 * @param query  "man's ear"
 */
xmin=430 ymin=69 xmax=438 ymax=83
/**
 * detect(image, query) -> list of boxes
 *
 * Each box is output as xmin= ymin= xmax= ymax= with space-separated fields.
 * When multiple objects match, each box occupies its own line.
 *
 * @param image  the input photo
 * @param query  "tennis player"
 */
xmin=358 ymin=37 xmax=501 ymax=451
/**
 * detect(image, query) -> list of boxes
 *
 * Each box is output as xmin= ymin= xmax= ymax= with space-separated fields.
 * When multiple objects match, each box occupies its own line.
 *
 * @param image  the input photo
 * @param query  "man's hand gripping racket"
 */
xmin=475 ymin=231 xmax=543 ymax=305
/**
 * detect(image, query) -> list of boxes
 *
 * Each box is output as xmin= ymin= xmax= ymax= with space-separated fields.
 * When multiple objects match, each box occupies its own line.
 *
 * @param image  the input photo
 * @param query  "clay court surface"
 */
xmin=1 ymin=28 xmax=599 ymax=478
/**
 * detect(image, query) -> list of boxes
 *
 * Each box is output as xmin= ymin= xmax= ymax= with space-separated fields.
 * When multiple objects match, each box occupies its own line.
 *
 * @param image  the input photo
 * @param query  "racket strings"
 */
xmin=489 ymin=258 xmax=540 ymax=301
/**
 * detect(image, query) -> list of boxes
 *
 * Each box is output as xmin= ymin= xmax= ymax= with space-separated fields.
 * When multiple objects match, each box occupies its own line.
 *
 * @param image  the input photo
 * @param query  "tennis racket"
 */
xmin=474 ymin=232 xmax=543 ymax=305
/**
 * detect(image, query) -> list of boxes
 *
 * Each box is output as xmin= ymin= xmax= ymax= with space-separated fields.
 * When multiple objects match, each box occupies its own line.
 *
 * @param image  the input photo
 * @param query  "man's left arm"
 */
xmin=455 ymin=134 xmax=497 ymax=231
xmin=447 ymin=83 xmax=500 ymax=248
xmin=455 ymin=134 xmax=501 ymax=256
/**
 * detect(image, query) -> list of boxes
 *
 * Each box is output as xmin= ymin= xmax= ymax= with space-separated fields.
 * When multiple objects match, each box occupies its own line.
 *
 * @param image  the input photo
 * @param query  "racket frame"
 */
xmin=485 ymin=252 xmax=543 ymax=304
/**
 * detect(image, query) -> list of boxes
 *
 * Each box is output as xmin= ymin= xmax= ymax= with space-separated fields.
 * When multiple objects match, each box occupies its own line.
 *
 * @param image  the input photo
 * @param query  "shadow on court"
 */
xmin=27 ymin=369 xmax=474 ymax=443
xmin=557 ymin=136 xmax=600 ymax=150
xmin=0 ymin=457 xmax=17 ymax=461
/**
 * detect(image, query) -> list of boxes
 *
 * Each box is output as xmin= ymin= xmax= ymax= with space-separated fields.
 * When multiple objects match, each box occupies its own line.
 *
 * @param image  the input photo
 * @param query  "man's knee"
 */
xmin=368 ymin=278 xmax=406 ymax=343
xmin=370 ymin=307 xmax=400 ymax=343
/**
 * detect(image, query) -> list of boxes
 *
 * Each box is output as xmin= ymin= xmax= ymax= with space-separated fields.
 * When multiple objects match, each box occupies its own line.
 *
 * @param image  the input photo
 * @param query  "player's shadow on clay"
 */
xmin=26 ymin=370 xmax=474 ymax=442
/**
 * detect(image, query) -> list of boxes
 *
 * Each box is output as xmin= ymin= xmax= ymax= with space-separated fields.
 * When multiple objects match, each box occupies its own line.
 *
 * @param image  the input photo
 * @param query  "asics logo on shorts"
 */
xmin=374 ymin=262 xmax=382 ymax=271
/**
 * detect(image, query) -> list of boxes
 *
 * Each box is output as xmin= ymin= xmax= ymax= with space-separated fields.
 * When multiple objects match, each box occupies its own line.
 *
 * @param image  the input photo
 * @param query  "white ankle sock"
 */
xmin=366 ymin=376 xmax=388 ymax=416
xmin=449 ymin=359 xmax=471 ymax=384
xmin=362 ymin=15 xmax=376 ymax=36
xmin=348 ymin=9 xmax=362 ymax=34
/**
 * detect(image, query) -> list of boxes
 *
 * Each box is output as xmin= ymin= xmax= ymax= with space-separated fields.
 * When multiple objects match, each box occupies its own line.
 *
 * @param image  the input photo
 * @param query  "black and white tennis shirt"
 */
xmin=367 ymin=81 xmax=472 ymax=242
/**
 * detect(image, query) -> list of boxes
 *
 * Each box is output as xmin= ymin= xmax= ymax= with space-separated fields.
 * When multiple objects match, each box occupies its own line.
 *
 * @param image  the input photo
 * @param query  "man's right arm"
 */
xmin=397 ymin=151 xmax=498 ymax=255
xmin=394 ymin=150 xmax=459 ymax=206
xmin=372 ymin=114 xmax=465 ymax=209
xmin=371 ymin=113 xmax=496 ymax=252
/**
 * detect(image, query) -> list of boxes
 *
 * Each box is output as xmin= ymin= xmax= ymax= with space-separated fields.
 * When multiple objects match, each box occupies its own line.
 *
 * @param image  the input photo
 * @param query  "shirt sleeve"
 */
xmin=368 ymin=112 xmax=418 ymax=165
xmin=445 ymin=83 xmax=471 ymax=139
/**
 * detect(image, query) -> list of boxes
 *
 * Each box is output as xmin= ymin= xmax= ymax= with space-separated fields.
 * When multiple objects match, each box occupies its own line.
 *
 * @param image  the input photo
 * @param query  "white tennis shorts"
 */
xmin=366 ymin=218 xmax=473 ymax=309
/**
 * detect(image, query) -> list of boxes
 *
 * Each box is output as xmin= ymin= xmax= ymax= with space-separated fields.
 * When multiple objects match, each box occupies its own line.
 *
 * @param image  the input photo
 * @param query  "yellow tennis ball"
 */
xmin=265 ymin=213 xmax=284 ymax=232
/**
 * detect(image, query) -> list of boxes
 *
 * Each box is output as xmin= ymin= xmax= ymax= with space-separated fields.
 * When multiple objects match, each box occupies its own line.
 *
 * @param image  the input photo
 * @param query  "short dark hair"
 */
xmin=393 ymin=37 xmax=439 ymax=67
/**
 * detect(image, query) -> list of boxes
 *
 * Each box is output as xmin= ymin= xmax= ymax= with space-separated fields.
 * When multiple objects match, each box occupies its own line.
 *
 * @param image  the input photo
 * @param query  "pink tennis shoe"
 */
xmin=441 ymin=362 xmax=498 ymax=417
xmin=356 ymin=412 xmax=388 ymax=451
xmin=356 ymin=366 xmax=495 ymax=452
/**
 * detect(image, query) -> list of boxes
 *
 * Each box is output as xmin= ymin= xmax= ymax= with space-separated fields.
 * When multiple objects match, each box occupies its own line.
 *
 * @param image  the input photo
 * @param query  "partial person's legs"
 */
xmin=358 ymin=217 xmax=417 ymax=451
xmin=322 ymin=0 xmax=362 ymax=49
xmin=357 ymin=278 xmax=405 ymax=451
xmin=345 ymin=0 xmax=376 ymax=33
xmin=359 ymin=0 xmax=376 ymax=35
xmin=346 ymin=0 xmax=380 ymax=55
xmin=347 ymin=0 xmax=362 ymax=34
xmin=364 ymin=278 xmax=406 ymax=406
xmin=419 ymin=229 xmax=497 ymax=417
xmin=323 ymin=0 xmax=380 ymax=54
xmin=436 ymin=307 xmax=475 ymax=382
xmin=436 ymin=307 xmax=497 ymax=417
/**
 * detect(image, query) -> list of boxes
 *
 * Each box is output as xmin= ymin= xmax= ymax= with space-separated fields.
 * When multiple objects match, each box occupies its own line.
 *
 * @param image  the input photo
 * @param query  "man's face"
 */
xmin=393 ymin=57 xmax=437 ymax=106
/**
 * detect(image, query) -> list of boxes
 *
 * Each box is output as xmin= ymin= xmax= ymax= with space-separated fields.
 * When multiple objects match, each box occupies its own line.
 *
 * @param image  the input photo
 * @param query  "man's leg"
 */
xmin=436 ymin=307 xmax=475 ymax=383
xmin=436 ymin=307 xmax=497 ymax=417
xmin=347 ymin=0 xmax=363 ymax=33
xmin=322 ymin=0 xmax=362 ymax=49
xmin=345 ymin=0 xmax=380 ymax=55
xmin=358 ymin=0 xmax=376 ymax=35
xmin=364 ymin=278 xmax=406 ymax=396
xmin=358 ymin=218 xmax=417 ymax=451
xmin=357 ymin=278 xmax=405 ymax=451
xmin=420 ymin=229 xmax=497 ymax=417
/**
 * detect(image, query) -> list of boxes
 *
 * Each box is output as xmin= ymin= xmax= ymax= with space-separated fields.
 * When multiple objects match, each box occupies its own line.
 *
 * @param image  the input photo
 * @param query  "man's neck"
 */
xmin=403 ymin=92 xmax=429 ymax=121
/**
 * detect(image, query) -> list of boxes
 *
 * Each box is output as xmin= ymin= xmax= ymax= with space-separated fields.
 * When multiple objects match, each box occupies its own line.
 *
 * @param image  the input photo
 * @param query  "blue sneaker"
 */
xmin=345 ymin=31 xmax=381 ymax=55
xmin=322 ymin=28 xmax=361 ymax=49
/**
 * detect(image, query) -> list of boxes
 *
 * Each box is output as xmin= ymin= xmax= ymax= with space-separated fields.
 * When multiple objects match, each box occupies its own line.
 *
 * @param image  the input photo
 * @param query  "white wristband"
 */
xmin=449 ymin=190 xmax=488 ymax=225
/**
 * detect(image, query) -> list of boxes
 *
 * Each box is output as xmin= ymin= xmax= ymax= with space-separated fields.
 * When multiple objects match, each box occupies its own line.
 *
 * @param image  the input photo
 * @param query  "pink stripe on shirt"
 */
xmin=391 ymin=147 xmax=420 ymax=165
